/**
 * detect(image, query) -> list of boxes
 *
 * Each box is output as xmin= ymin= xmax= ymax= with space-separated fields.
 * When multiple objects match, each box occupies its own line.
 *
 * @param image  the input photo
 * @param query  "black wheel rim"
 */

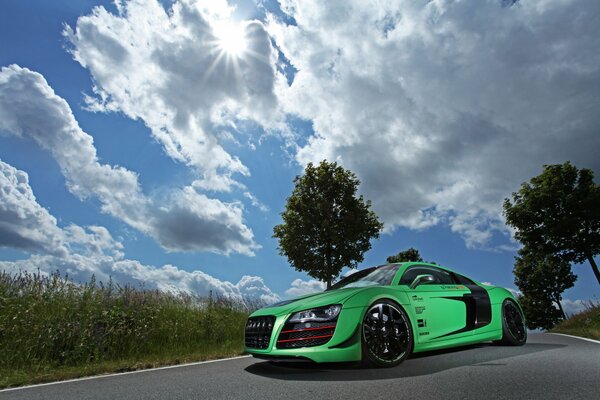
xmin=362 ymin=303 xmax=410 ymax=362
xmin=504 ymin=302 xmax=526 ymax=342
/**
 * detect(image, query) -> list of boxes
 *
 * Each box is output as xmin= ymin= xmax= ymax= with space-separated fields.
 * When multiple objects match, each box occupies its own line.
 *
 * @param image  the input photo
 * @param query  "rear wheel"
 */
xmin=498 ymin=299 xmax=527 ymax=346
xmin=361 ymin=299 xmax=413 ymax=367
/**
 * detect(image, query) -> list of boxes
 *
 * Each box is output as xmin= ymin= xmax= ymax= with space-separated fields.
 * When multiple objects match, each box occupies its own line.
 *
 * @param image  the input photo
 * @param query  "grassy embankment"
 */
xmin=550 ymin=301 xmax=600 ymax=341
xmin=0 ymin=271 xmax=250 ymax=389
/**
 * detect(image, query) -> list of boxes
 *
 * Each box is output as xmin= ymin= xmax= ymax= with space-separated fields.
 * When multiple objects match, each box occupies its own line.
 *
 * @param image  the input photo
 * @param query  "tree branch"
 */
xmin=586 ymin=251 xmax=600 ymax=286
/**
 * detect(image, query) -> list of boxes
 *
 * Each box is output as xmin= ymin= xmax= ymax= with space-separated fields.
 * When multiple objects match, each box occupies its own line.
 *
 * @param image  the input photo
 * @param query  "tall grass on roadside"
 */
xmin=0 ymin=270 xmax=249 ymax=385
xmin=550 ymin=300 xmax=600 ymax=340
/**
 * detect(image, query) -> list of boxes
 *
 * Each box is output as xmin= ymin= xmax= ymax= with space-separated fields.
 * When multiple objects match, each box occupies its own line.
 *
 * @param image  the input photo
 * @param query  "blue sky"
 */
xmin=0 ymin=0 xmax=598 ymax=311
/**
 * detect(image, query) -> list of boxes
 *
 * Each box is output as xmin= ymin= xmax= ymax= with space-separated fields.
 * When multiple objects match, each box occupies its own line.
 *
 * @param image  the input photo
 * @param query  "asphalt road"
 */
xmin=1 ymin=333 xmax=598 ymax=400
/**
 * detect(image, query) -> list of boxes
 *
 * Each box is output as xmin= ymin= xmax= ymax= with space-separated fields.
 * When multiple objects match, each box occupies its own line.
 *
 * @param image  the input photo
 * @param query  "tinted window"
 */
xmin=329 ymin=265 xmax=400 ymax=290
xmin=453 ymin=273 xmax=475 ymax=286
xmin=399 ymin=266 xmax=455 ymax=285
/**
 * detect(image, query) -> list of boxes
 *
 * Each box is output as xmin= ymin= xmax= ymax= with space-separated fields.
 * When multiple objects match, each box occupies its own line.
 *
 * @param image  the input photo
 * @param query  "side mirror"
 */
xmin=410 ymin=274 xmax=435 ymax=289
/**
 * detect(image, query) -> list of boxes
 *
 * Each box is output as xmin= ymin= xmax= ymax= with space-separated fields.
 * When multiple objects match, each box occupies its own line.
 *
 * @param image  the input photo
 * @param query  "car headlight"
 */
xmin=288 ymin=304 xmax=342 ymax=323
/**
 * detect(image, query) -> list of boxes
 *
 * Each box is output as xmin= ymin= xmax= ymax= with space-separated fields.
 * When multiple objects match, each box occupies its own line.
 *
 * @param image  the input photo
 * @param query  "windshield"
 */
xmin=329 ymin=264 xmax=400 ymax=290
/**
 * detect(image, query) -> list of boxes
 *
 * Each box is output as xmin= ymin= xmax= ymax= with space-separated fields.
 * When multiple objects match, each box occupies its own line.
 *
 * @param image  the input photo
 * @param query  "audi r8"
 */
xmin=244 ymin=262 xmax=526 ymax=367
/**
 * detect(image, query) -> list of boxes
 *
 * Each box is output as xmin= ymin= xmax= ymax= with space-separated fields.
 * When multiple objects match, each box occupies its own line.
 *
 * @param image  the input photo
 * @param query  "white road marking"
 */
xmin=548 ymin=332 xmax=600 ymax=345
xmin=0 ymin=355 xmax=252 ymax=393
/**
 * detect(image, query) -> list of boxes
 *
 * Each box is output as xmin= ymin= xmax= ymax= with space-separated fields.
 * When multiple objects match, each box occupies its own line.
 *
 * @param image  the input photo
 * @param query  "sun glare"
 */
xmin=214 ymin=22 xmax=247 ymax=56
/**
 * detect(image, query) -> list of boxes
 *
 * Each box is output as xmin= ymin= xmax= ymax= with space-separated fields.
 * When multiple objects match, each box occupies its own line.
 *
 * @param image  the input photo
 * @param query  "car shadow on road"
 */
xmin=244 ymin=342 xmax=565 ymax=381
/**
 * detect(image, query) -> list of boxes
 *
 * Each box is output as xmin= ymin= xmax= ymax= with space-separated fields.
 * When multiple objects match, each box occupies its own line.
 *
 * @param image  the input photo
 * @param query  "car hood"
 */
xmin=250 ymin=287 xmax=364 ymax=317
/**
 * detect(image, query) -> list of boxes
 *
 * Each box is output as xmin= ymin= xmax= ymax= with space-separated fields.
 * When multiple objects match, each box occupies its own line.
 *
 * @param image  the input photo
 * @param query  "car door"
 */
xmin=400 ymin=266 xmax=473 ymax=343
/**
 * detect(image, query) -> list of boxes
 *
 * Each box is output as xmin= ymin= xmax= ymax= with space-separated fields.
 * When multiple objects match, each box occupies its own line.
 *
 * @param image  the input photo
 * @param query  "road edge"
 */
xmin=0 ymin=355 xmax=252 ymax=393
xmin=547 ymin=332 xmax=600 ymax=345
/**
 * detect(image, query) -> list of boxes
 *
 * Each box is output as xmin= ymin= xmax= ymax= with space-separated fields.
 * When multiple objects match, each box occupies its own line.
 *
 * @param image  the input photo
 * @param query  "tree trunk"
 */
xmin=585 ymin=251 xmax=600 ymax=286
xmin=555 ymin=295 xmax=567 ymax=320
xmin=325 ymin=240 xmax=332 ymax=290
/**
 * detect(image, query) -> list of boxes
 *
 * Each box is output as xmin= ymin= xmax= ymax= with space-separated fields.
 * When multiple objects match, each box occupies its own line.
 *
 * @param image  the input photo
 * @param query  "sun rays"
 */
xmin=202 ymin=19 xmax=268 ymax=89
xmin=213 ymin=21 xmax=247 ymax=57
xmin=201 ymin=20 xmax=248 ymax=84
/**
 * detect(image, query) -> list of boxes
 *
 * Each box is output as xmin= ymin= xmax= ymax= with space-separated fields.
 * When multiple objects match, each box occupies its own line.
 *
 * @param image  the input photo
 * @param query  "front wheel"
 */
xmin=497 ymin=299 xmax=527 ymax=346
xmin=361 ymin=300 xmax=413 ymax=367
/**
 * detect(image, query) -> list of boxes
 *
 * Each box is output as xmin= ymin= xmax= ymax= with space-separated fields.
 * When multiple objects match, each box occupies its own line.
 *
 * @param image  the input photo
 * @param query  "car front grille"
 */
xmin=245 ymin=316 xmax=275 ymax=349
xmin=276 ymin=321 xmax=337 ymax=349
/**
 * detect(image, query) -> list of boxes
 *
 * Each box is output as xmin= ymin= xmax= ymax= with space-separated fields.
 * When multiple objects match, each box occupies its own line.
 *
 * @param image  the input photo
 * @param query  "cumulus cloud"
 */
xmin=64 ymin=0 xmax=284 ymax=191
xmin=112 ymin=259 xmax=280 ymax=304
xmin=0 ymin=158 xmax=277 ymax=304
xmin=64 ymin=224 xmax=124 ymax=259
xmin=0 ymin=159 xmax=68 ymax=256
xmin=284 ymin=269 xmax=363 ymax=297
xmin=237 ymin=275 xmax=281 ymax=304
xmin=0 ymin=158 xmax=126 ymax=260
xmin=285 ymin=278 xmax=326 ymax=297
xmin=0 ymin=64 xmax=258 ymax=255
xmin=150 ymin=187 xmax=256 ymax=254
xmin=560 ymin=299 xmax=589 ymax=316
xmin=269 ymin=0 xmax=600 ymax=248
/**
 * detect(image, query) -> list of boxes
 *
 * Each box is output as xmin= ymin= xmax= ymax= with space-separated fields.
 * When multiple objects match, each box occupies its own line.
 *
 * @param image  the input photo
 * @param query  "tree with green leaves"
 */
xmin=503 ymin=162 xmax=600 ymax=286
xmin=517 ymin=293 xmax=563 ymax=331
xmin=273 ymin=160 xmax=384 ymax=288
xmin=386 ymin=247 xmax=434 ymax=264
xmin=514 ymin=247 xmax=576 ymax=323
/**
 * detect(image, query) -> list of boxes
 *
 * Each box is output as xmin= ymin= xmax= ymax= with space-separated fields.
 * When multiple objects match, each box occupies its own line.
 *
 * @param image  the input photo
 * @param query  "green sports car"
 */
xmin=244 ymin=262 xmax=526 ymax=367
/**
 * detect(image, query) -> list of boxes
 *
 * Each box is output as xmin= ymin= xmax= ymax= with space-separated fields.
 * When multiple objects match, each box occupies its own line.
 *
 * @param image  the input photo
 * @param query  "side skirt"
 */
xmin=412 ymin=329 xmax=502 ymax=353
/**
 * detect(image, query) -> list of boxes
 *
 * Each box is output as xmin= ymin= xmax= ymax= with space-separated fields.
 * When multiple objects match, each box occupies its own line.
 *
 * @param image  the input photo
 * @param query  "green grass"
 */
xmin=0 ymin=271 xmax=251 ymax=389
xmin=550 ymin=301 xmax=600 ymax=341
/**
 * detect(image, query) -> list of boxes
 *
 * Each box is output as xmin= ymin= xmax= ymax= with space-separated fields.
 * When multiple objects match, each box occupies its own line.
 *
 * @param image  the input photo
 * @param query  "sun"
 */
xmin=213 ymin=22 xmax=247 ymax=57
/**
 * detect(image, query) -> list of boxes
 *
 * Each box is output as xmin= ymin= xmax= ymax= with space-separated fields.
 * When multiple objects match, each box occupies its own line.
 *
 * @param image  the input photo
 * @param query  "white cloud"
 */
xmin=283 ymin=269 xmax=358 ymax=297
xmin=560 ymin=299 xmax=588 ymax=316
xmin=64 ymin=224 xmax=124 ymax=259
xmin=0 ymin=157 xmax=277 ymax=304
xmin=0 ymin=159 xmax=131 ymax=261
xmin=243 ymin=191 xmax=269 ymax=212
xmin=150 ymin=186 xmax=257 ymax=254
xmin=285 ymin=278 xmax=326 ymax=297
xmin=112 ymin=259 xmax=280 ymax=304
xmin=64 ymin=0 xmax=284 ymax=191
xmin=0 ymin=159 xmax=68 ymax=256
xmin=0 ymin=64 xmax=258 ymax=255
xmin=237 ymin=275 xmax=280 ymax=304
xmin=269 ymin=0 xmax=600 ymax=248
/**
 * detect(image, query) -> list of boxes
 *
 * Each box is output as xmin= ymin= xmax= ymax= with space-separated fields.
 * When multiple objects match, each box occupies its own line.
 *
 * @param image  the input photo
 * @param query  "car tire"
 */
xmin=361 ymin=299 xmax=413 ymax=368
xmin=497 ymin=299 xmax=527 ymax=346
